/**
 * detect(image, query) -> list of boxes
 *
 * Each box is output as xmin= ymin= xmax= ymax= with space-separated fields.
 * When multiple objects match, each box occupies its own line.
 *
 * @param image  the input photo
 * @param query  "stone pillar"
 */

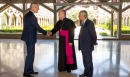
xmin=40 ymin=18 xmax=42 ymax=26
xmin=19 ymin=16 xmax=21 ymax=26
xmin=8 ymin=16 xmax=12 ymax=27
xmin=38 ymin=17 xmax=40 ymax=25
xmin=15 ymin=16 xmax=18 ymax=26
xmin=13 ymin=17 xmax=16 ymax=26
xmin=45 ymin=18 xmax=47 ymax=26
xmin=47 ymin=18 xmax=49 ymax=25
xmin=42 ymin=18 xmax=43 ymax=26
xmin=43 ymin=18 xmax=45 ymax=26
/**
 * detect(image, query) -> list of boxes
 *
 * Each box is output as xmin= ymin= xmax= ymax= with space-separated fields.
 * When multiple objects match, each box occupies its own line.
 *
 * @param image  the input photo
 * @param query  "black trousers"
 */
xmin=81 ymin=51 xmax=93 ymax=77
xmin=24 ymin=42 xmax=35 ymax=73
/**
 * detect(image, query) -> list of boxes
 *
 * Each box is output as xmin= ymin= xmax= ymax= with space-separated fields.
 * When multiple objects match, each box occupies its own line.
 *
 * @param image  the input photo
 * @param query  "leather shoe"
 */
xmin=23 ymin=73 xmax=34 ymax=77
xmin=67 ymin=70 xmax=71 ymax=73
xmin=29 ymin=71 xmax=38 ymax=74
xmin=79 ymin=74 xmax=87 ymax=77
xmin=59 ymin=70 xmax=66 ymax=72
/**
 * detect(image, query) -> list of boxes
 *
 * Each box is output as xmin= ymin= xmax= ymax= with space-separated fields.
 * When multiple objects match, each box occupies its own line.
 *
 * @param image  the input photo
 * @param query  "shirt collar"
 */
xmin=83 ymin=18 xmax=87 ymax=24
xmin=30 ymin=10 xmax=35 ymax=14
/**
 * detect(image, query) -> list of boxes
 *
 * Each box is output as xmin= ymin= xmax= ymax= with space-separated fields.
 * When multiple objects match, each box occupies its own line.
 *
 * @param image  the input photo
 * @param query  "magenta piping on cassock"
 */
xmin=59 ymin=30 xmax=74 ymax=64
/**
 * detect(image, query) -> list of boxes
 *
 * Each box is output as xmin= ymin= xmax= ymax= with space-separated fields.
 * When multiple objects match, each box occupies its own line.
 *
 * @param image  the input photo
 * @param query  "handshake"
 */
xmin=46 ymin=32 xmax=52 ymax=36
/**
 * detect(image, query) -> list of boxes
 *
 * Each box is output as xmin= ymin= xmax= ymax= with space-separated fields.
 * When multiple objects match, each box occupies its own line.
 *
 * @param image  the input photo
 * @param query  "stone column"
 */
xmin=40 ymin=17 xmax=42 ymax=26
xmin=38 ymin=17 xmax=40 ymax=25
xmin=42 ymin=18 xmax=43 ymax=26
xmin=15 ymin=16 xmax=18 ymax=26
xmin=19 ymin=16 xmax=21 ymax=26
xmin=8 ymin=16 xmax=12 ymax=27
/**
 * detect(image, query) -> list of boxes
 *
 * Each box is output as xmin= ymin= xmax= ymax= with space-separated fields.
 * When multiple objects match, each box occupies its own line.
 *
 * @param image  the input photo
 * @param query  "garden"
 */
xmin=95 ymin=20 xmax=130 ymax=36
xmin=0 ymin=25 xmax=54 ymax=34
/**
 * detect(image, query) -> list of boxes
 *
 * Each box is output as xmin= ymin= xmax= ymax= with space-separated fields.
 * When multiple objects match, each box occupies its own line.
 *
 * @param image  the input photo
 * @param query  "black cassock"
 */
xmin=51 ymin=18 xmax=77 ymax=71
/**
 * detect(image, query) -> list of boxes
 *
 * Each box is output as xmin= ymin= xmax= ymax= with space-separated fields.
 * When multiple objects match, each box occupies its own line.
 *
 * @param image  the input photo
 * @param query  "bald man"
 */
xmin=21 ymin=2 xmax=48 ymax=77
xmin=49 ymin=10 xmax=77 ymax=72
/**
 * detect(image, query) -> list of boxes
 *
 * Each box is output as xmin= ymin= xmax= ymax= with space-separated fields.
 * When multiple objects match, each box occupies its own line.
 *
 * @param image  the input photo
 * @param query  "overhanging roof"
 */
xmin=0 ymin=0 xmax=129 ymax=3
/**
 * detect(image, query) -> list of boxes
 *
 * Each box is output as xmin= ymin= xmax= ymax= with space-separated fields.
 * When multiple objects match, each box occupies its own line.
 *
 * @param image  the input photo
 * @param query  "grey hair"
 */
xmin=30 ymin=2 xmax=38 ymax=9
xmin=79 ymin=10 xmax=88 ymax=18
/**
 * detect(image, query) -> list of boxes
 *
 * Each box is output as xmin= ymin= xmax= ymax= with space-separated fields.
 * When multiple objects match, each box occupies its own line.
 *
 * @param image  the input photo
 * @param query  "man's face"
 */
xmin=58 ymin=11 xmax=65 ymax=20
xmin=33 ymin=4 xmax=39 ymax=13
xmin=78 ymin=13 xmax=84 ymax=21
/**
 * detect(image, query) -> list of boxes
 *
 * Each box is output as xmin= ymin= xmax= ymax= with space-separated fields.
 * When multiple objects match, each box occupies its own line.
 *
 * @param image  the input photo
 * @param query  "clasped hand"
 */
xmin=46 ymin=32 xmax=52 ymax=36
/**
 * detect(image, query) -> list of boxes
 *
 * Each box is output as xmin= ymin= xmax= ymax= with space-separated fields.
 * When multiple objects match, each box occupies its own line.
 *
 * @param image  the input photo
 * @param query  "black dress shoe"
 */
xmin=67 ymin=70 xmax=71 ymax=73
xmin=79 ymin=74 xmax=87 ymax=77
xmin=23 ymin=73 xmax=34 ymax=77
xmin=29 ymin=71 xmax=38 ymax=74
xmin=59 ymin=70 xmax=66 ymax=72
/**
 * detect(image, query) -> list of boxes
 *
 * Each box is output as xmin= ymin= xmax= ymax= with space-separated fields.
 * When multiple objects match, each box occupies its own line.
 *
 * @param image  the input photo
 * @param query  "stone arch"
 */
xmin=2 ymin=13 xmax=8 ymax=27
xmin=4 ymin=12 xmax=11 ymax=27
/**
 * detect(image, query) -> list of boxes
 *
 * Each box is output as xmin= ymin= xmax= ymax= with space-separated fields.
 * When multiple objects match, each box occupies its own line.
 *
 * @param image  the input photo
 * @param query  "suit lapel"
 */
xmin=83 ymin=19 xmax=90 ymax=28
xmin=29 ymin=11 xmax=37 ymax=21
xmin=30 ymin=11 xmax=36 ymax=17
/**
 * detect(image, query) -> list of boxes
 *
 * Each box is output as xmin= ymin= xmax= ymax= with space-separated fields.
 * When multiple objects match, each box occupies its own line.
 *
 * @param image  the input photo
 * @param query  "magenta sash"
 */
xmin=59 ymin=30 xmax=74 ymax=64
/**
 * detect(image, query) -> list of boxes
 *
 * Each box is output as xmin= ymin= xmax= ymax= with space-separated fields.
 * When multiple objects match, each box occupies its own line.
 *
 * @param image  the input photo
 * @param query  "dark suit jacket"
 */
xmin=78 ymin=19 xmax=97 ymax=52
xmin=21 ymin=11 xmax=47 ymax=43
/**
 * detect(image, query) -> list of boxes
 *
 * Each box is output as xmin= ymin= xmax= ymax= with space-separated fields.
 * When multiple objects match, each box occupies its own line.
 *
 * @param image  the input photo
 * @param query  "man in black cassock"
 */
xmin=48 ymin=10 xmax=77 ymax=73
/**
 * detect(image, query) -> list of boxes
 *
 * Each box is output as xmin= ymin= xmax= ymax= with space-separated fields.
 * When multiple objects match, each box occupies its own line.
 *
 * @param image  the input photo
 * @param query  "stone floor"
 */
xmin=0 ymin=39 xmax=130 ymax=77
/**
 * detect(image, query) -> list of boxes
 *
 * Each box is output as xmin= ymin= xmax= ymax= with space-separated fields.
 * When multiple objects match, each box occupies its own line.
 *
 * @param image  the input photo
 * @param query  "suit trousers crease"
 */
xmin=24 ymin=42 xmax=35 ymax=73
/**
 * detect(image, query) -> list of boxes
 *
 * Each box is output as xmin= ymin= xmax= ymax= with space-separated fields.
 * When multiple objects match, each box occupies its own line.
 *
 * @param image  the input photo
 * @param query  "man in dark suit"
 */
xmin=78 ymin=10 xmax=97 ymax=77
xmin=21 ymin=2 xmax=48 ymax=77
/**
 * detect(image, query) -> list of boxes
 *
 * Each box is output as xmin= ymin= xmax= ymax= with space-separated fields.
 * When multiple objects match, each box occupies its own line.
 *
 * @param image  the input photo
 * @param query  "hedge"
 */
xmin=0 ymin=29 xmax=51 ymax=33
xmin=99 ymin=32 xmax=109 ymax=36
xmin=0 ymin=30 xmax=22 ymax=33
xmin=114 ymin=30 xmax=130 ymax=36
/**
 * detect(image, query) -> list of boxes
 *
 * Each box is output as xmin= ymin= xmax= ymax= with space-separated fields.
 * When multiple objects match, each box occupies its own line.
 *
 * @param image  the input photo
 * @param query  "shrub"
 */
xmin=106 ymin=19 xmax=111 ymax=30
xmin=96 ymin=24 xmax=130 ymax=36
xmin=114 ymin=29 xmax=130 ymax=36
xmin=41 ymin=25 xmax=54 ymax=31
xmin=0 ymin=29 xmax=23 ymax=33
xmin=99 ymin=32 xmax=109 ymax=36
xmin=0 ymin=25 xmax=53 ymax=33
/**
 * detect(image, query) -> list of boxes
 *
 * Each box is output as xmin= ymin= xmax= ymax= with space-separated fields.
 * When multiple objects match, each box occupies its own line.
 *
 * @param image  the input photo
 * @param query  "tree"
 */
xmin=67 ymin=8 xmax=95 ymax=22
